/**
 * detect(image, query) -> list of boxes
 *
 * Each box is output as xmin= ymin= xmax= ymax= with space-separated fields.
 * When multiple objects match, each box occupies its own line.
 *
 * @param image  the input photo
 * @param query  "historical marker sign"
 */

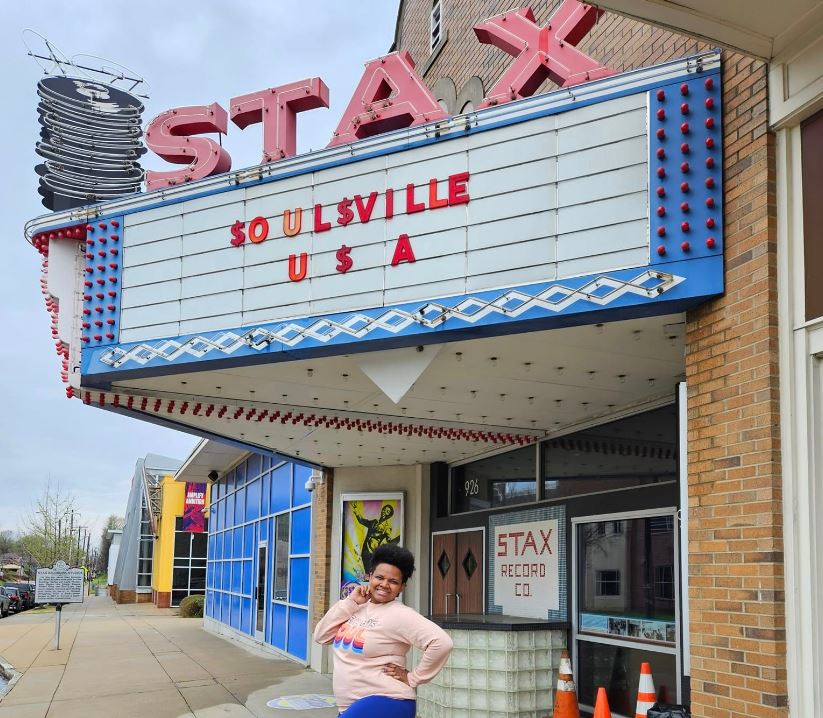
xmin=35 ymin=560 xmax=85 ymax=604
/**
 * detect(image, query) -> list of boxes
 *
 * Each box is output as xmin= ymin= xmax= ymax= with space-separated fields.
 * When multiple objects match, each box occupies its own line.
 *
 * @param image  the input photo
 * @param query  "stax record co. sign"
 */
xmin=28 ymin=1 xmax=725 ymax=385
xmin=144 ymin=2 xmax=613 ymax=190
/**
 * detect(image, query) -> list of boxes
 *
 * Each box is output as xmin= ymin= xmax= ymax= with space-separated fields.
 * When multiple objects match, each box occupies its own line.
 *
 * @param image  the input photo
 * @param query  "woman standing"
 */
xmin=313 ymin=544 xmax=453 ymax=717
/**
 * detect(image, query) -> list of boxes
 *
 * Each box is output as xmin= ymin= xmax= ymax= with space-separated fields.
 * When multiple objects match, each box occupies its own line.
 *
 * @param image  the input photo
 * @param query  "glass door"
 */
xmin=573 ymin=510 xmax=680 ymax=717
xmin=256 ymin=542 xmax=267 ymax=639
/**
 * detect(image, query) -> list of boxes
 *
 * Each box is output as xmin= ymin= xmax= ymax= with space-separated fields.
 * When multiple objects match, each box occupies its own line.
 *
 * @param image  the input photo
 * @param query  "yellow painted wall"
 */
xmin=152 ymin=477 xmax=210 ymax=593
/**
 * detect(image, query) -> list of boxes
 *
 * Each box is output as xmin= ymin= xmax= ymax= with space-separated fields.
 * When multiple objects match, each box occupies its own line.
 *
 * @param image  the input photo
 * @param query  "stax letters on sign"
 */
xmin=229 ymin=78 xmax=330 ymax=164
xmin=144 ymin=1 xmax=610 ymax=189
xmin=474 ymin=1 xmax=614 ymax=106
xmin=326 ymin=50 xmax=448 ymax=147
xmin=144 ymin=103 xmax=232 ymax=190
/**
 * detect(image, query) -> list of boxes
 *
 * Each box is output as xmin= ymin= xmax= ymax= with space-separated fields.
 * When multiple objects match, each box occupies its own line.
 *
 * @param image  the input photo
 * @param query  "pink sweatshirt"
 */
xmin=313 ymin=596 xmax=453 ymax=710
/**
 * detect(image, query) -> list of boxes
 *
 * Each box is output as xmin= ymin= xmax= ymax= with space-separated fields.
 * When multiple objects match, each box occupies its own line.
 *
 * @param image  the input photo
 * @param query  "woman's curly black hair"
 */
xmin=369 ymin=544 xmax=416 ymax=583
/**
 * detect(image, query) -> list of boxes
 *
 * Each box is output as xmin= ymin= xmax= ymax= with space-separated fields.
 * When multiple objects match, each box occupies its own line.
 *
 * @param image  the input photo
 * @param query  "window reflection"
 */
xmin=273 ymin=514 xmax=290 ymax=602
xmin=578 ymin=516 xmax=676 ymax=643
xmin=451 ymin=445 xmax=536 ymax=513
xmin=543 ymin=406 xmax=678 ymax=499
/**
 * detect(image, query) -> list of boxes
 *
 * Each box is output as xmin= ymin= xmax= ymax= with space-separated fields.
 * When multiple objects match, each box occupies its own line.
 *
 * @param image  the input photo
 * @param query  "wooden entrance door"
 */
xmin=432 ymin=530 xmax=484 ymax=615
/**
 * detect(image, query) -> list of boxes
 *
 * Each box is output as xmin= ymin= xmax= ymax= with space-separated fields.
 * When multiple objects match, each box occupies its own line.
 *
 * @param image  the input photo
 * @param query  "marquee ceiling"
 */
xmin=91 ymin=313 xmax=686 ymax=468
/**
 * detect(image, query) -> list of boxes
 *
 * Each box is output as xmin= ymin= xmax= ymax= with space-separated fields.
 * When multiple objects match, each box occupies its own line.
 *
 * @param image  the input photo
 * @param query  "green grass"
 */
xmin=28 ymin=605 xmax=55 ymax=614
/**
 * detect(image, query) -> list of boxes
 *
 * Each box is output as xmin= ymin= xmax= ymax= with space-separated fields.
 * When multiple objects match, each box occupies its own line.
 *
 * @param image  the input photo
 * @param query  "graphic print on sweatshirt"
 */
xmin=333 ymin=615 xmax=379 ymax=654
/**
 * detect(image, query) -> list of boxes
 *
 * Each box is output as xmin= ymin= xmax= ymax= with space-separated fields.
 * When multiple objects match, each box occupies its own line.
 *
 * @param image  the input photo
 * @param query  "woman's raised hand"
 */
xmin=349 ymin=584 xmax=371 ymax=605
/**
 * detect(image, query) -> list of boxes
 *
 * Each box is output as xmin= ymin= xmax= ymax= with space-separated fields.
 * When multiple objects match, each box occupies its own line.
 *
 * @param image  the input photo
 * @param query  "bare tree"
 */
xmin=19 ymin=482 xmax=81 ymax=567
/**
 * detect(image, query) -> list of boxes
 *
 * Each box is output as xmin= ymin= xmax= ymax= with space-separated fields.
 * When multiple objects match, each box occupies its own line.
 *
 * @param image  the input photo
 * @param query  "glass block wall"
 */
xmin=206 ymin=453 xmax=314 ymax=663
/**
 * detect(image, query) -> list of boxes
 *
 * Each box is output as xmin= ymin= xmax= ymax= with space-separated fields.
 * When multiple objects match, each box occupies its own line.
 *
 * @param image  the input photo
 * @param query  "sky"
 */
xmin=0 ymin=1 xmax=400 ymax=544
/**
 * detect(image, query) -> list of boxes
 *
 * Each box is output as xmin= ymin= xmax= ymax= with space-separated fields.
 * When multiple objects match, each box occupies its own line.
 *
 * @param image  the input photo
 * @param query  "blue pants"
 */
xmin=339 ymin=695 xmax=416 ymax=718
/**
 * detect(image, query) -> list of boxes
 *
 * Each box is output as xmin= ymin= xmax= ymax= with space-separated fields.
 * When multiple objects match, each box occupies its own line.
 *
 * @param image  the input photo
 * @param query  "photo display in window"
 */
xmin=578 ymin=516 xmax=676 ymax=644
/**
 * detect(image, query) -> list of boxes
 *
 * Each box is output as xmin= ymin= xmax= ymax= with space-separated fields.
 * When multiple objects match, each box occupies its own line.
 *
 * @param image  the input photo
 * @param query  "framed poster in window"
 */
xmin=340 ymin=493 xmax=404 ymax=599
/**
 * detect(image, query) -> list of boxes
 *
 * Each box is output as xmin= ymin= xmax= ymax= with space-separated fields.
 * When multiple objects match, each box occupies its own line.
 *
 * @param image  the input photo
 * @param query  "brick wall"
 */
xmin=311 ymin=469 xmax=334 ymax=628
xmin=395 ymin=2 xmax=785 ymax=717
xmin=685 ymin=57 xmax=785 ymax=717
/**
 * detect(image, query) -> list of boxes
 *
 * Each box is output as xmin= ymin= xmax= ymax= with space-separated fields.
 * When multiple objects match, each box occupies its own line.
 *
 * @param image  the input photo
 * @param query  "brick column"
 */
xmin=684 ymin=54 xmax=787 ymax=717
xmin=311 ymin=469 xmax=334 ymax=628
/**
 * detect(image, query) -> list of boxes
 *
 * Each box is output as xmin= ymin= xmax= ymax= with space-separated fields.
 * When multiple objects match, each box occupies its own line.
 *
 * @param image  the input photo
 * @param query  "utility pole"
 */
xmin=69 ymin=511 xmax=75 ymax=566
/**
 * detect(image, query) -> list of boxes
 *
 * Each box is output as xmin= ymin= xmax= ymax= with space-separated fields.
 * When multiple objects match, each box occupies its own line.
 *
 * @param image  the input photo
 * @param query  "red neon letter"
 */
xmin=428 ymin=179 xmax=448 ymax=209
xmin=390 ymin=234 xmax=416 ymax=266
xmin=448 ymin=172 xmax=471 ymax=205
xmin=474 ymin=1 xmax=614 ymax=108
xmin=145 ymin=103 xmax=232 ymax=190
xmin=385 ymin=188 xmax=394 ymax=219
xmin=248 ymin=216 xmax=269 ymax=244
xmin=406 ymin=184 xmax=425 ymax=214
xmin=354 ymin=192 xmax=378 ymax=223
xmin=288 ymin=253 xmax=308 ymax=281
xmin=230 ymin=78 xmax=330 ymax=164
xmin=328 ymin=51 xmax=448 ymax=147
xmin=314 ymin=204 xmax=332 ymax=232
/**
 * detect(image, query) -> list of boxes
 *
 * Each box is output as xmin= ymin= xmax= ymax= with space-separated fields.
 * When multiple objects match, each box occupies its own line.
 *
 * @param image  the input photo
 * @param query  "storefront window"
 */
xmin=578 ymin=516 xmax=676 ymax=641
xmin=451 ymin=445 xmax=536 ymax=513
xmin=576 ymin=514 xmax=678 ymax=710
xmin=577 ymin=642 xmax=677 ymax=712
xmin=172 ymin=517 xmax=208 ymax=606
xmin=273 ymin=514 xmax=290 ymax=601
xmin=542 ymin=405 xmax=677 ymax=500
xmin=137 ymin=495 xmax=153 ymax=587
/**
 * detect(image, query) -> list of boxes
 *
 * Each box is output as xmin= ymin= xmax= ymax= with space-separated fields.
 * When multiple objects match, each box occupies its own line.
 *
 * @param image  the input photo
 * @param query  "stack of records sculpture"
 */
xmin=36 ymin=76 xmax=146 ymax=211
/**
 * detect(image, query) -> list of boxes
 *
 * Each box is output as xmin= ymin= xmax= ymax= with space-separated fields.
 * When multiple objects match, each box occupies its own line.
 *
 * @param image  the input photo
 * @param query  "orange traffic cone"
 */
xmin=593 ymin=687 xmax=611 ymax=718
xmin=553 ymin=649 xmax=580 ymax=718
xmin=635 ymin=662 xmax=656 ymax=718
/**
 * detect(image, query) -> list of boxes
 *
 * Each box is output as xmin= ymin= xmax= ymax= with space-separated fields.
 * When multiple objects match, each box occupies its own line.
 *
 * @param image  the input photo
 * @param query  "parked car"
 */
xmin=1 ymin=587 xmax=20 ymax=613
xmin=0 ymin=589 xmax=9 ymax=617
xmin=4 ymin=582 xmax=34 ymax=609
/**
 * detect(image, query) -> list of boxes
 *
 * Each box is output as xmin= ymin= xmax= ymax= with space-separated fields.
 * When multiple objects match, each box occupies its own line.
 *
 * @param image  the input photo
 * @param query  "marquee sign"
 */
xmin=29 ymin=45 xmax=724 ymax=385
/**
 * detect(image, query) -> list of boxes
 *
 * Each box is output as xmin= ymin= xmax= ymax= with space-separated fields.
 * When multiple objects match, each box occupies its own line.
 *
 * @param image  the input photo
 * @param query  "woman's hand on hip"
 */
xmin=382 ymin=663 xmax=410 ymax=685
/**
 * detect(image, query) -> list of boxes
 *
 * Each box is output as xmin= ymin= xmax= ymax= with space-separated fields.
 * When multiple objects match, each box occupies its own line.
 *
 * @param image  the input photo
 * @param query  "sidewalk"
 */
xmin=0 ymin=595 xmax=336 ymax=718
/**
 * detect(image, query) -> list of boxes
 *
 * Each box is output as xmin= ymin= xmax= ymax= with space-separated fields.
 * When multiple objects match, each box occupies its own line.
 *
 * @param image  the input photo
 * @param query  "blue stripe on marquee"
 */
xmin=81 ymin=254 xmax=722 ymax=383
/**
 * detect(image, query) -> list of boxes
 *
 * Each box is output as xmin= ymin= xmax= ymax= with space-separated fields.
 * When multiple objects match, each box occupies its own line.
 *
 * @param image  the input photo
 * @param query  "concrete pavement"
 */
xmin=0 ymin=595 xmax=337 ymax=718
